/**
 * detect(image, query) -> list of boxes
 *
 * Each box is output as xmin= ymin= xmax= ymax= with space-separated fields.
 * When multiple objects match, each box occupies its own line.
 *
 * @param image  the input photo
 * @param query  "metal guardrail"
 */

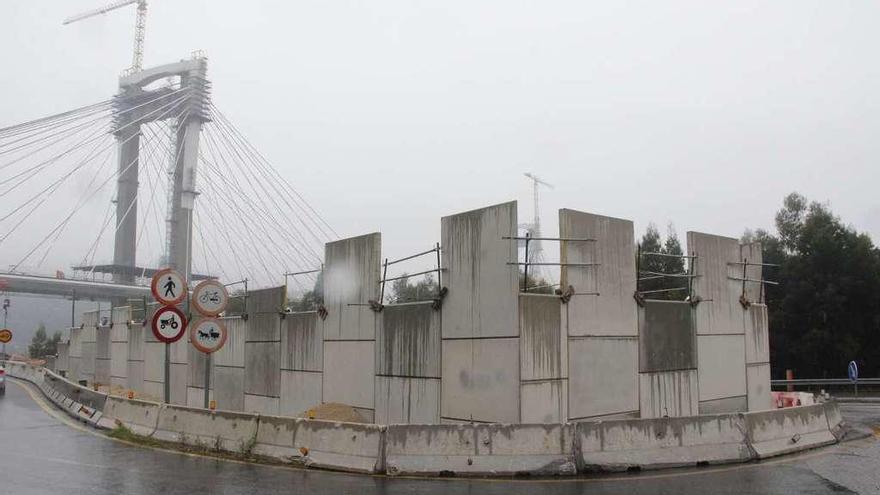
xmin=771 ymin=378 xmax=880 ymax=386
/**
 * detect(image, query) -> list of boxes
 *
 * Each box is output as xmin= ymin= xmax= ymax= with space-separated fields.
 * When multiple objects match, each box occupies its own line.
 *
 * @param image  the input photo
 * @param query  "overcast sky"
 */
xmin=1 ymin=1 xmax=878 ymax=284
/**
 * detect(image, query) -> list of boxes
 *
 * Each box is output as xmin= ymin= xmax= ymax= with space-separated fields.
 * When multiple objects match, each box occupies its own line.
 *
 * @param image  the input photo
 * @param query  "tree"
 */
xmin=289 ymin=272 xmax=324 ymax=311
xmin=28 ymin=324 xmax=61 ymax=358
xmin=748 ymin=193 xmax=880 ymax=379
xmin=388 ymin=273 xmax=439 ymax=303
xmin=638 ymin=222 xmax=687 ymax=300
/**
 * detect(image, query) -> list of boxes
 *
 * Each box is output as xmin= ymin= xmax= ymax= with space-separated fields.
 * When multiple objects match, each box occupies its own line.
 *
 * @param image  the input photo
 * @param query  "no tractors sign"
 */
xmin=151 ymin=305 xmax=187 ymax=343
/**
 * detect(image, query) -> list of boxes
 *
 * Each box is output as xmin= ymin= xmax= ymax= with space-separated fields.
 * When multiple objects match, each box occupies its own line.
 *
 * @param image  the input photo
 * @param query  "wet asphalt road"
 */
xmin=1 ymin=378 xmax=879 ymax=495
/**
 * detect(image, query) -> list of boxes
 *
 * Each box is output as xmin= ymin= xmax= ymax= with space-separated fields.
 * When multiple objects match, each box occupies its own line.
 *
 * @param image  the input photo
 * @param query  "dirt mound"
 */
xmin=299 ymin=402 xmax=364 ymax=423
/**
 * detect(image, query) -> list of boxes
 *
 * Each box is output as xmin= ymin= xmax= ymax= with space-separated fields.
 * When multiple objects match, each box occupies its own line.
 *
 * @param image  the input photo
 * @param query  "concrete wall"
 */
xmin=109 ymin=306 xmax=130 ymax=389
xmin=80 ymin=310 xmax=98 ymax=386
xmin=212 ymin=316 xmax=246 ymax=411
xmin=746 ymin=304 xmax=772 ymax=411
xmin=68 ymin=327 xmax=82 ymax=383
xmin=322 ymin=233 xmax=381 ymax=421
xmin=56 ymin=341 xmax=70 ymax=376
xmin=95 ymin=324 xmax=111 ymax=385
xmin=688 ymin=232 xmax=748 ymax=414
xmin=560 ymin=209 xmax=639 ymax=420
xmin=440 ymin=202 xmax=520 ymax=423
xmin=280 ymin=311 xmax=323 ymax=416
xmin=375 ymin=301 xmax=441 ymax=424
xmin=243 ymin=286 xmax=285 ymax=415
xmin=519 ymin=294 xmax=567 ymax=423
xmin=638 ymin=301 xmax=699 ymax=418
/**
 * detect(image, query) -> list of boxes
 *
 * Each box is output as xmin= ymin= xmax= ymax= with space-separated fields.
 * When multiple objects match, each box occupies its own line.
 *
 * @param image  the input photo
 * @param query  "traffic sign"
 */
xmin=151 ymin=305 xmax=187 ymax=343
xmin=0 ymin=329 xmax=11 ymax=344
xmin=191 ymin=280 xmax=229 ymax=317
xmin=190 ymin=318 xmax=228 ymax=354
xmin=848 ymin=360 xmax=859 ymax=383
xmin=151 ymin=268 xmax=187 ymax=306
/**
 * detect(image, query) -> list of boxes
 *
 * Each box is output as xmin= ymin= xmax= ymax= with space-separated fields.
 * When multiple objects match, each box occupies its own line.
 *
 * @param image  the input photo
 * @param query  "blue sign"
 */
xmin=848 ymin=360 xmax=859 ymax=383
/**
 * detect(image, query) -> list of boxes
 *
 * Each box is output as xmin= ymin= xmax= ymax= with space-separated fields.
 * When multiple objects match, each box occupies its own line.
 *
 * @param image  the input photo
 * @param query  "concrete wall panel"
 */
xmin=568 ymin=337 xmax=639 ymax=419
xmin=281 ymin=312 xmax=323 ymax=372
xmin=520 ymin=380 xmax=568 ymax=423
xmin=747 ymin=363 xmax=773 ymax=411
xmin=441 ymin=337 xmax=520 ymax=423
xmin=323 ymin=233 xmax=381 ymax=341
xmin=244 ymin=394 xmax=280 ymax=415
xmin=699 ymin=396 xmax=748 ymax=414
xmin=688 ymin=232 xmax=743 ymax=335
xmin=520 ymin=294 xmax=566 ymax=380
xmin=697 ymin=334 xmax=747 ymax=402
xmin=214 ymin=317 xmax=245 ymax=368
xmin=246 ymin=287 xmax=285 ymax=342
xmin=739 ymin=242 xmax=763 ymax=303
xmin=377 ymin=302 xmax=441 ymax=378
xmin=559 ymin=209 xmax=637 ymax=337
xmin=110 ymin=342 xmax=127 ymax=381
xmin=170 ymin=362 xmax=187 ymax=404
xmin=127 ymin=361 xmax=144 ymax=393
xmin=441 ymin=202 xmax=518 ymax=339
xmin=323 ymin=340 xmax=375 ymax=410
xmin=213 ymin=366 xmax=245 ymax=411
xmin=375 ymin=376 xmax=441 ymax=425
xmin=244 ymin=342 xmax=280 ymax=397
xmin=279 ymin=370 xmax=322 ymax=417
xmin=638 ymin=370 xmax=699 ymax=418
xmin=745 ymin=304 xmax=769 ymax=365
xmin=638 ymin=301 xmax=696 ymax=373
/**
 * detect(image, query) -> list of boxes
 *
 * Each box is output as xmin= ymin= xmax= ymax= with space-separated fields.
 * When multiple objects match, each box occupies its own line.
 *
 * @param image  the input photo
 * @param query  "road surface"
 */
xmin=2 ymin=378 xmax=879 ymax=494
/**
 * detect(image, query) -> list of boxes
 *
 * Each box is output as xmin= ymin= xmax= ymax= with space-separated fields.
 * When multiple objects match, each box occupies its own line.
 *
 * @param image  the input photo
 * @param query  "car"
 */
xmin=0 ymin=365 xmax=5 ymax=396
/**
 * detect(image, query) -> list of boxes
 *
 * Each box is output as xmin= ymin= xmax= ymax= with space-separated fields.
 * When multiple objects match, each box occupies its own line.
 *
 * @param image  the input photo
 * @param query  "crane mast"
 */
xmin=63 ymin=0 xmax=148 ymax=73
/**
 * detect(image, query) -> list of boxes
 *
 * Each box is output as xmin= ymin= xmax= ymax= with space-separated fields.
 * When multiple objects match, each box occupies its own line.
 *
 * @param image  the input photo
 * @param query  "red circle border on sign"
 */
xmin=190 ymin=318 xmax=228 ymax=354
xmin=191 ymin=280 xmax=228 ymax=317
xmin=151 ymin=268 xmax=188 ymax=306
xmin=151 ymin=305 xmax=188 ymax=343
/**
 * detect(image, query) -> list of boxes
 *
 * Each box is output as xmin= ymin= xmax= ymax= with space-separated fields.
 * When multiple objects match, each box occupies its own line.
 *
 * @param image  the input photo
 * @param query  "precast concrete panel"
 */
xmin=697 ymin=334 xmax=747 ymax=402
xmin=170 ymin=362 xmax=188 ymax=404
xmin=520 ymin=379 xmax=568 ymax=423
xmin=246 ymin=286 xmax=286 ymax=342
xmin=699 ymin=396 xmax=748 ymax=414
xmin=186 ymin=387 xmax=213 ymax=408
xmin=559 ymin=209 xmax=637 ymax=337
xmin=96 ymin=327 xmax=110 ymax=359
xmin=213 ymin=366 xmax=245 ymax=411
xmin=214 ymin=317 xmax=245 ymax=368
xmin=281 ymin=312 xmax=323 ymax=372
xmin=638 ymin=370 xmax=699 ymax=418
xmin=638 ymin=301 xmax=696 ymax=373
xmin=377 ymin=302 xmax=441 ymax=378
xmin=323 ymin=340 xmax=375 ymax=410
xmin=568 ymin=337 xmax=639 ymax=420
xmin=69 ymin=327 xmax=83 ymax=358
xmin=95 ymin=357 xmax=110 ymax=386
xmin=56 ymin=343 xmax=69 ymax=373
xmin=244 ymin=342 xmax=280 ymax=397
xmin=188 ymin=344 xmax=208 ymax=388
xmin=143 ymin=342 xmax=164 ymax=382
xmin=279 ymin=370 xmax=322 ymax=416
xmin=441 ymin=337 xmax=520 ymax=423
xmin=375 ymin=376 xmax=441 ymax=425
xmin=323 ymin=233 xmax=381 ymax=341
xmin=127 ymin=325 xmax=144 ymax=361
xmin=81 ymin=325 xmax=96 ymax=384
xmin=82 ymin=310 xmax=99 ymax=328
xmin=739 ymin=242 xmax=764 ymax=303
xmin=127 ymin=361 xmax=144 ymax=392
xmin=747 ymin=363 xmax=773 ymax=411
xmin=440 ymin=202 xmax=518 ymax=339
xmin=111 ymin=306 xmax=131 ymax=325
xmin=688 ymin=232 xmax=743 ymax=335
xmin=745 ymin=304 xmax=770 ymax=364
xmin=110 ymin=342 xmax=127 ymax=381
xmin=520 ymin=294 xmax=567 ymax=380
xmin=244 ymin=394 xmax=280 ymax=415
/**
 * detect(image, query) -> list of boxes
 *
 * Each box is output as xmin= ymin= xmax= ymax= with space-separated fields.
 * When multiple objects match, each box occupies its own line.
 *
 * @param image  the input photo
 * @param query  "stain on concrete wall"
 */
xmin=376 ymin=302 xmax=441 ymax=378
xmin=638 ymin=301 xmax=696 ymax=373
xmin=442 ymin=337 xmax=520 ymax=423
xmin=568 ymin=336 xmax=639 ymax=419
xmin=281 ymin=311 xmax=323 ymax=372
xmin=323 ymin=233 xmax=381 ymax=341
xmin=638 ymin=369 xmax=699 ymax=418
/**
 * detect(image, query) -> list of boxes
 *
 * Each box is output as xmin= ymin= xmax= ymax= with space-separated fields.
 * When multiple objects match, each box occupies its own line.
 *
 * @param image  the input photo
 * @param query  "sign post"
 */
xmin=191 ymin=280 xmax=229 ymax=408
xmin=150 ymin=268 xmax=188 ymax=403
xmin=848 ymin=360 xmax=859 ymax=397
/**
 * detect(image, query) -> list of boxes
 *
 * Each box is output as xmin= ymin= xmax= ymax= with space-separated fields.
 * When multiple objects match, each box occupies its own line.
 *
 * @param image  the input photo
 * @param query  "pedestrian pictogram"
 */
xmin=190 ymin=318 xmax=228 ymax=354
xmin=0 ymin=329 xmax=11 ymax=344
xmin=151 ymin=268 xmax=187 ymax=306
xmin=191 ymin=279 xmax=229 ymax=317
xmin=151 ymin=305 xmax=187 ymax=343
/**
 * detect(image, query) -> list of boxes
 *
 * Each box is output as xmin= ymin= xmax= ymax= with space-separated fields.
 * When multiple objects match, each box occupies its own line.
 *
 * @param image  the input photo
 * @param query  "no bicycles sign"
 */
xmin=191 ymin=279 xmax=229 ymax=317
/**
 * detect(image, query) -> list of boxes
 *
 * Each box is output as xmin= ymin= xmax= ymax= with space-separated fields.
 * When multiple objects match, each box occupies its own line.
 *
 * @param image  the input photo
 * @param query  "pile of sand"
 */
xmin=298 ymin=402 xmax=364 ymax=423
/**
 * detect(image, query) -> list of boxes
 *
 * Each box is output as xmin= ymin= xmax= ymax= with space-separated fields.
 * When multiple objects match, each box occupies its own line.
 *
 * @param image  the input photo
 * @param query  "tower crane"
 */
xmin=63 ymin=0 xmax=148 ymax=74
xmin=521 ymin=173 xmax=555 ymax=285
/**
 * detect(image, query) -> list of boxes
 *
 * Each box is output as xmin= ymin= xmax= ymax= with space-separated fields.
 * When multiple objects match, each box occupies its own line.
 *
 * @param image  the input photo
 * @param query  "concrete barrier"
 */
xmin=42 ymin=370 xmax=108 ymax=412
xmin=153 ymin=405 xmax=259 ymax=452
xmin=824 ymin=401 xmax=845 ymax=440
xmin=253 ymin=414 xmax=301 ymax=460
xmin=744 ymin=403 xmax=836 ymax=459
xmin=293 ymin=420 xmax=385 ymax=474
xmin=577 ymin=414 xmax=752 ymax=471
xmin=102 ymin=395 xmax=164 ymax=436
xmin=384 ymin=423 xmax=576 ymax=476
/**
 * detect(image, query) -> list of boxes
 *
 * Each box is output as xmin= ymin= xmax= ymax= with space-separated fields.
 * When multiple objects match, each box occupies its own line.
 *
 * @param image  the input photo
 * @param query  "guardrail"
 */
xmin=771 ymin=378 xmax=880 ymax=386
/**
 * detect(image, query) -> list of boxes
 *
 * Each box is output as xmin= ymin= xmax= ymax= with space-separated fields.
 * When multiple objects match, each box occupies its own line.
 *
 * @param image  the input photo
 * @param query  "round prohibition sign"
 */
xmin=151 ymin=268 xmax=188 ymax=306
xmin=191 ymin=279 xmax=229 ymax=317
xmin=0 ymin=328 xmax=12 ymax=344
xmin=190 ymin=318 xmax=228 ymax=354
xmin=151 ymin=305 xmax=188 ymax=343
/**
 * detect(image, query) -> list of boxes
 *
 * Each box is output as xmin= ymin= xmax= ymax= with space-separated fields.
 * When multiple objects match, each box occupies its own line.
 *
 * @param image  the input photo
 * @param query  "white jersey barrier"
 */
xmin=4 ymin=362 xmax=848 ymax=477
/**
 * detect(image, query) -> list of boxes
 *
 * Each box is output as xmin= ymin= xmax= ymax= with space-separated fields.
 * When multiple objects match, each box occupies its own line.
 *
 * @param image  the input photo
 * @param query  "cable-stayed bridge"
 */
xmin=0 ymin=55 xmax=336 ymax=305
